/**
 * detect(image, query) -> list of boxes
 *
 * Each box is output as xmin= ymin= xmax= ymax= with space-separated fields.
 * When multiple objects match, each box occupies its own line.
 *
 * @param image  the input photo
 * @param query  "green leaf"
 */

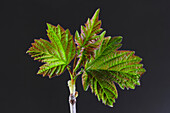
xmin=82 ymin=71 xmax=90 ymax=91
xmin=26 ymin=23 xmax=76 ymax=78
xmin=82 ymin=36 xmax=146 ymax=107
xmin=75 ymin=8 xmax=104 ymax=65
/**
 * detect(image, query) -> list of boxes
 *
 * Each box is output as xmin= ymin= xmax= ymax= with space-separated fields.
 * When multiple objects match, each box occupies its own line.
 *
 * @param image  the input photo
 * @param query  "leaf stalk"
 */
xmin=73 ymin=56 xmax=83 ymax=73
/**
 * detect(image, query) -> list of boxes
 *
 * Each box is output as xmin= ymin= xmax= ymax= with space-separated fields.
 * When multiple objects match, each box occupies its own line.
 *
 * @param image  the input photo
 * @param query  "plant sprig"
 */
xmin=26 ymin=8 xmax=146 ymax=111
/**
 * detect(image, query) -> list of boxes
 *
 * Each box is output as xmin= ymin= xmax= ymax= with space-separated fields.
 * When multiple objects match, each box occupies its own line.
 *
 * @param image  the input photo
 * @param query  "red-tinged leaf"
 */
xmin=82 ymin=36 xmax=146 ymax=107
xmin=75 ymin=8 xmax=103 ymax=65
xmin=27 ymin=23 xmax=76 ymax=78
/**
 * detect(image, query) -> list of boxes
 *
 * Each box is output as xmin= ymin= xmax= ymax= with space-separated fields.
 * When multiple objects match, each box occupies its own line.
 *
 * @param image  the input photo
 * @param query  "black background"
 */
xmin=2 ymin=0 xmax=170 ymax=113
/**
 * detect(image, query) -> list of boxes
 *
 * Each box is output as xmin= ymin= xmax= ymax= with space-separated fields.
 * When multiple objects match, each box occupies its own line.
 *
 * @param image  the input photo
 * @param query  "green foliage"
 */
xmin=82 ymin=36 xmax=145 ymax=106
xmin=26 ymin=23 xmax=76 ymax=78
xmin=75 ymin=9 xmax=104 ymax=65
xmin=26 ymin=8 xmax=146 ymax=107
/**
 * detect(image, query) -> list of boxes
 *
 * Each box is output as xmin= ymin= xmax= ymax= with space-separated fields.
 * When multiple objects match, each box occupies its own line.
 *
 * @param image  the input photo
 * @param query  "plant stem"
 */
xmin=73 ymin=54 xmax=77 ymax=72
xmin=67 ymin=65 xmax=73 ymax=79
xmin=73 ymin=56 xmax=82 ymax=73
xmin=68 ymin=79 xmax=77 ymax=113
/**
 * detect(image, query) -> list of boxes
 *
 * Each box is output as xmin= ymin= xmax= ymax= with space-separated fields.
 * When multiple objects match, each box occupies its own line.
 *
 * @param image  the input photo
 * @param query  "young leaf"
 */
xmin=82 ymin=36 xmax=146 ymax=107
xmin=26 ymin=23 xmax=76 ymax=78
xmin=75 ymin=8 xmax=104 ymax=65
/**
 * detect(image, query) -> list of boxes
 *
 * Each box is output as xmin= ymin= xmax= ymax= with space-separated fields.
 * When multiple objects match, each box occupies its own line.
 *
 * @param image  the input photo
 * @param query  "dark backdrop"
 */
xmin=2 ymin=0 xmax=170 ymax=113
